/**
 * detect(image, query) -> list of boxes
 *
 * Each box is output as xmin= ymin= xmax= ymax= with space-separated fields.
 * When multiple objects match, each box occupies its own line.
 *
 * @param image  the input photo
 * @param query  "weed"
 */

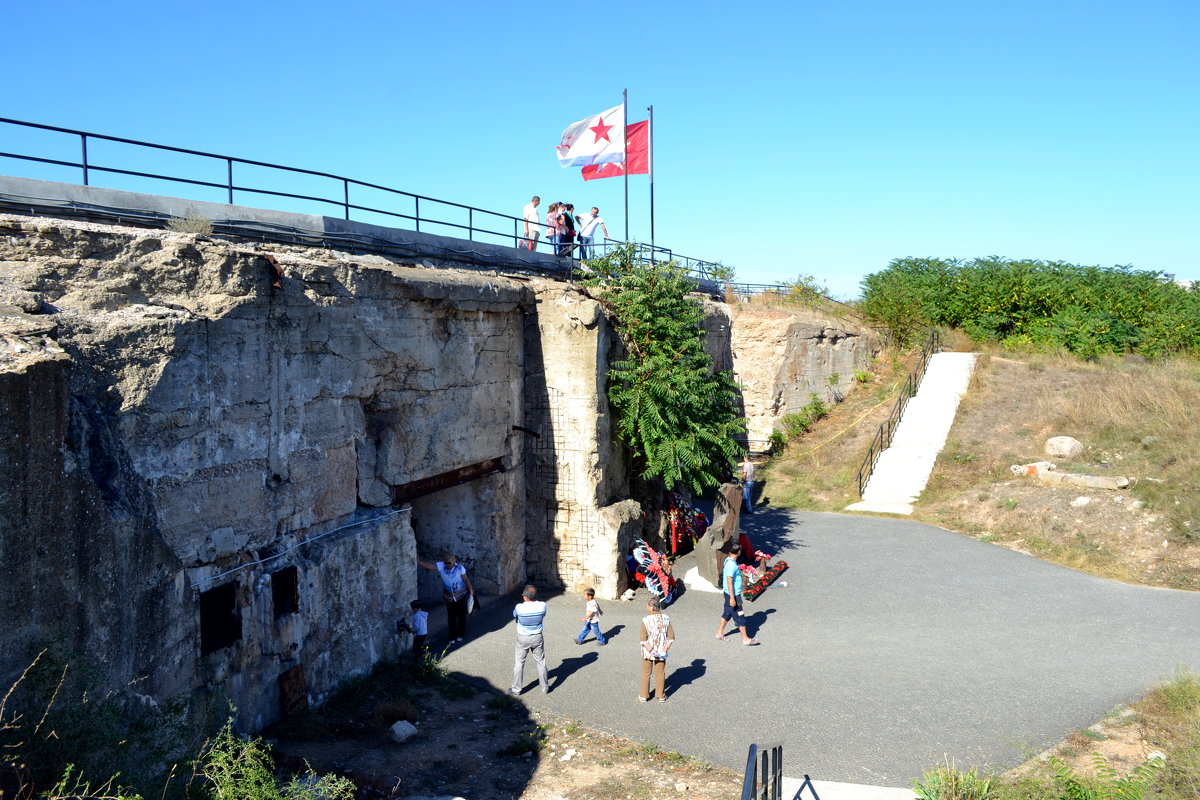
xmin=497 ymin=724 xmax=548 ymax=757
xmin=196 ymin=721 xmax=355 ymax=800
xmin=485 ymin=693 xmax=522 ymax=713
xmin=854 ymin=370 xmax=873 ymax=383
xmin=911 ymin=759 xmax=994 ymax=800
xmin=1077 ymin=728 xmax=1107 ymax=741
xmin=563 ymin=722 xmax=582 ymax=735
xmin=996 ymin=498 xmax=1019 ymax=512
xmin=165 ymin=213 xmax=214 ymax=235
xmin=1151 ymin=665 xmax=1200 ymax=716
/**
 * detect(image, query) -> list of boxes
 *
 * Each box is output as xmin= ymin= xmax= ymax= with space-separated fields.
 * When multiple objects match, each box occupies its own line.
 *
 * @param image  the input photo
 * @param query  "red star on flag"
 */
xmin=588 ymin=116 xmax=614 ymax=144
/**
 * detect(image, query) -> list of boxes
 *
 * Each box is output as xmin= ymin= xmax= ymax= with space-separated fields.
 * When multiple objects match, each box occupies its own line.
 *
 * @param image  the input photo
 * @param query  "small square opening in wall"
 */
xmin=272 ymin=566 xmax=299 ymax=618
xmin=200 ymin=581 xmax=241 ymax=655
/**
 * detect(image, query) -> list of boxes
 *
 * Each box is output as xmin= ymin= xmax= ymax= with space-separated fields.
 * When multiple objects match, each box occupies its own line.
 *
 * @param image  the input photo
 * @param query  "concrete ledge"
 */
xmin=0 ymin=174 xmax=574 ymax=274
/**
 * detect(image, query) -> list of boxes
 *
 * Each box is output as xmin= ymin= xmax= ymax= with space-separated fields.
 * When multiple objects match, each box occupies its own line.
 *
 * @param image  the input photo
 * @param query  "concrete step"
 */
xmin=783 ymin=776 xmax=915 ymax=800
xmin=846 ymin=352 xmax=977 ymax=515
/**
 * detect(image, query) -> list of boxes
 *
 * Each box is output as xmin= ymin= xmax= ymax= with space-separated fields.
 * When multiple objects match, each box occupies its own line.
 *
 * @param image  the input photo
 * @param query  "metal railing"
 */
xmin=0 ymin=117 xmax=726 ymax=280
xmin=855 ymin=329 xmax=942 ymax=497
xmin=742 ymin=742 xmax=821 ymax=800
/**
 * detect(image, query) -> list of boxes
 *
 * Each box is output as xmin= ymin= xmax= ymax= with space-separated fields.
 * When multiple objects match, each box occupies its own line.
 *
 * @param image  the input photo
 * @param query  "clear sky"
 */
xmin=3 ymin=0 xmax=1196 ymax=299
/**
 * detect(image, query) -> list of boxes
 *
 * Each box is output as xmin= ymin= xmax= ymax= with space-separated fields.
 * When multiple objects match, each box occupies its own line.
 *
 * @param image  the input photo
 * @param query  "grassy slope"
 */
xmin=761 ymin=337 xmax=1200 ymax=589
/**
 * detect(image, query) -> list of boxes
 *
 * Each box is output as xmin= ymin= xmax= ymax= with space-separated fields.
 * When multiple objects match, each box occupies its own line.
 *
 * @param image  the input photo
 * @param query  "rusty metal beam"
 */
xmin=393 ymin=457 xmax=505 ymax=503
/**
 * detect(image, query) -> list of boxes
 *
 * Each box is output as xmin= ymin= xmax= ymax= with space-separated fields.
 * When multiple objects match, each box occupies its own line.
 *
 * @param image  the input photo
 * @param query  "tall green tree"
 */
xmin=579 ymin=245 xmax=745 ymax=494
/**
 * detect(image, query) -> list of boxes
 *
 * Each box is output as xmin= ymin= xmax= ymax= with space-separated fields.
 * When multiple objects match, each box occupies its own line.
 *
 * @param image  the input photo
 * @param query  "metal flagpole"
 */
xmin=623 ymin=88 xmax=629 ymax=243
xmin=648 ymin=105 xmax=655 ymax=255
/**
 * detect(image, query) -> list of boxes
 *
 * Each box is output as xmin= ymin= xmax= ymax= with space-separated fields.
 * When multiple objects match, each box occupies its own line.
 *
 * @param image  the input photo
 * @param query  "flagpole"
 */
xmin=623 ymin=88 xmax=629 ymax=244
xmin=648 ymin=104 xmax=655 ymax=255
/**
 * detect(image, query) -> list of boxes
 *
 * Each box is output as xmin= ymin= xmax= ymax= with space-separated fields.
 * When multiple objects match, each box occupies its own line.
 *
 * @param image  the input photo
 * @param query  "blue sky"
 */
xmin=3 ymin=0 xmax=1196 ymax=299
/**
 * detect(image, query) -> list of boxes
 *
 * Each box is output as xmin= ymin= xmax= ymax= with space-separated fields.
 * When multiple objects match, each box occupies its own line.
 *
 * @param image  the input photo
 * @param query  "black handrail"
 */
xmin=742 ymin=743 xmax=821 ymax=800
xmin=0 ymin=117 xmax=726 ymax=279
xmin=855 ymin=329 xmax=941 ymax=497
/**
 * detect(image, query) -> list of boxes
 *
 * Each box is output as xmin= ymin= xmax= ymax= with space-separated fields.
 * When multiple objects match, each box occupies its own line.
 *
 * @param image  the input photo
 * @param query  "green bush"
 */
xmin=911 ymin=760 xmax=994 ymax=800
xmin=861 ymin=257 xmax=1200 ymax=357
xmin=780 ymin=394 xmax=830 ymax=440
xmin=196 ymin=721 xmax=355 ymax=800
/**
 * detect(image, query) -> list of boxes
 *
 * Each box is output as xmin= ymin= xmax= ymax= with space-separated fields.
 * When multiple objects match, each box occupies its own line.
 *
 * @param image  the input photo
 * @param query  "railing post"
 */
xmin=226 ymin=158 xmax=234 ymax=204
xmin=468 ymin=208 xmax=474 ymax=241
xmin=343 ymin=179 xmax=350 ymax=220
xmin=415 ymin=197 xmax=420 ymax=232
xmin=81 ymin=134 xmax=89 ymax=186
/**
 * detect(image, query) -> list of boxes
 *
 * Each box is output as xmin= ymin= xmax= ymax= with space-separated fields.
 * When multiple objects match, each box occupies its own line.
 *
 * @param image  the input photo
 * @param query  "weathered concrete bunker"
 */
xmin=1 ymin=195 xmax=877 ymax=732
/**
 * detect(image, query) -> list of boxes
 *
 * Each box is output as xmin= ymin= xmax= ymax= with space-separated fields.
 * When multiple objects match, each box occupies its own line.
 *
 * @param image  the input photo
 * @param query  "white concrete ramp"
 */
xmin=846 ymin=352 xmax=977 ymax=515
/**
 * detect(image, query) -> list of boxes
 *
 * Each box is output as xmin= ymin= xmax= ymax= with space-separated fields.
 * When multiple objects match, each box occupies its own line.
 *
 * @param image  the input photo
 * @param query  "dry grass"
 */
xmin=763 ymin=334 xmax=1200 ymax=589
xmin=760 ymin=345 xmax=917 ymax=511
xmin=1029 ymin=357 xmax=1200 ymax=541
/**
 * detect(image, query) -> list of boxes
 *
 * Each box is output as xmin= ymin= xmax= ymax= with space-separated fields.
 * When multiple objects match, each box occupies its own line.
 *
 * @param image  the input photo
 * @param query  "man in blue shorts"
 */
xmin=715 ymin=543 xmax=760 ymax=645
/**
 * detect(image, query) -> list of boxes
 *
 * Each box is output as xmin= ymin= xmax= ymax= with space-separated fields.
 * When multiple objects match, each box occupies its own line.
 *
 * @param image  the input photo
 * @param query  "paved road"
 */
xmin=439 ymin=509 xmax=1200 ymax=786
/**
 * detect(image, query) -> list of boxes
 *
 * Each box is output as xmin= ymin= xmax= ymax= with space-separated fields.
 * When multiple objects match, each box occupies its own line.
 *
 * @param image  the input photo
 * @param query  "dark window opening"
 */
xmin=272 ymin=566 xmax=299 ymax=618
xmin=200 ymin=581 xmax=241 ymax=655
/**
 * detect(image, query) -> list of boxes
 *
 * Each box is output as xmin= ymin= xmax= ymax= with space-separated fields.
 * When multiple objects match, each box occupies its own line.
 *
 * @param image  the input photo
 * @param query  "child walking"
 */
xmin=574 ymin=587 xmax=607 ymax=646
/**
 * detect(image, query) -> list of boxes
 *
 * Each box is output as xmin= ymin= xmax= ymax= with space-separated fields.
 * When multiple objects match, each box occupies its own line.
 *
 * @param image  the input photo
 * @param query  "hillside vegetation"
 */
xmin=861 ymin=257 xmax=1200 ymax=357
xmin=761 ymin=257 xmax=1200 ymax=587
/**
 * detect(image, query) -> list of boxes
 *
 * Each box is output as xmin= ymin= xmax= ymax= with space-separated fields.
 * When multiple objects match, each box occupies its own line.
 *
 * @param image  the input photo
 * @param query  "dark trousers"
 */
xmin=446 ymin=596 xmax=468 ymax=639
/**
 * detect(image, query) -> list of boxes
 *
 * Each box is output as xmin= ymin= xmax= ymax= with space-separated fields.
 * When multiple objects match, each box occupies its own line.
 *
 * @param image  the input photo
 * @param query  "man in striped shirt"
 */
xmin=510 ymin=585 xmax=550 ymax=695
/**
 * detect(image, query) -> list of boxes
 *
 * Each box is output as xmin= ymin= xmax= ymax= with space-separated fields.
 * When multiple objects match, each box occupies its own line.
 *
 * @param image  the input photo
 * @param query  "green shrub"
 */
xmin=861 ymin=257 xmax=1200 ymax=357
xmin=911 ymin=760 xmax=994 ymax=800
xmin=1047 ymin=753 xmax=1163 ymax=800
xmin=196 ymin=721 xmax=355 ymax=800
xmin=780 ymin=394 xmax=830 ymax=439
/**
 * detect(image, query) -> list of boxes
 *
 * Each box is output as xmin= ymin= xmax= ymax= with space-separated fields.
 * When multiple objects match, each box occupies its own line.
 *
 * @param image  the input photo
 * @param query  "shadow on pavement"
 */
xmin=666 ymin=658 xmax=707 ymax=698
xmin=550 ymin=651 xmax=599 ymax=689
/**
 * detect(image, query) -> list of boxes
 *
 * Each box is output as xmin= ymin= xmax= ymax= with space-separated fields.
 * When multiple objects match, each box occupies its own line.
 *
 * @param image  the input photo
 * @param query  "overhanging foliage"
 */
xmin=579 ymin=245 xmax=745 ymax=494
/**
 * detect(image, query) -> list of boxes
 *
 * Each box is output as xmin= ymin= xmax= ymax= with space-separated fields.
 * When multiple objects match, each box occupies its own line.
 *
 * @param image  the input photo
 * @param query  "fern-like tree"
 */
xmin=579 ymin=244 xmax=746 ymax=494
xmin=1047 ymin=753 xmax=1164 ymax=800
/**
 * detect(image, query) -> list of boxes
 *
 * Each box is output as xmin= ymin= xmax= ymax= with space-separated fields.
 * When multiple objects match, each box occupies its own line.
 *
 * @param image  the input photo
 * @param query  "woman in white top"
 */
xmin=418 ymin=551 xmax=475 ymax=643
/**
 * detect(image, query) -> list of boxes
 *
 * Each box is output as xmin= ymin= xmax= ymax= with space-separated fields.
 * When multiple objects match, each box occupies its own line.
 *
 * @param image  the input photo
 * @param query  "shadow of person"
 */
xmin=665 ymin=658 xmax=707 ymax=698
xmin=596 ymin=623 xmax=625 ymax=642
xmin=548 ymin=651 xmax=599 ymax=689
xmin=745 ymin=608 xmax=776 ymax=637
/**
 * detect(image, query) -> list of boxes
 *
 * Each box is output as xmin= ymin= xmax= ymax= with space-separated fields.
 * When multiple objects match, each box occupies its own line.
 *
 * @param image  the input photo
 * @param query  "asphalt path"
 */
xmin=438 ymin=509 xmax=1200 ymax=786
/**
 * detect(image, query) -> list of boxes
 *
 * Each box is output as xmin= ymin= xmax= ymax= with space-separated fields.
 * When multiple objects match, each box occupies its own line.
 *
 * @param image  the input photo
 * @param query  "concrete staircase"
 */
xmin=846 ymin=352 xmax=977 ymax=515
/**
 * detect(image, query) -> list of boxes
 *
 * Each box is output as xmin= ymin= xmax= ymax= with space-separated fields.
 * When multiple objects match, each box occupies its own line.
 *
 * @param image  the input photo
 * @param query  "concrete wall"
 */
xmin=0 ymin=215 xmax=530 ymax=729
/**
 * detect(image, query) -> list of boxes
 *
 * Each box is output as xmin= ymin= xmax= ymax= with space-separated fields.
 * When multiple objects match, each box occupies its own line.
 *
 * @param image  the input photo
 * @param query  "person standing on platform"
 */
xmin=545 ymin=202 xmax=561 ymax=253
xmin=576 ymin=206 xmax=608 ymax=259
xmin=521 ymin=195 xmax=540 ymax=251
xmin=511 ymin=585 xmax=550 ymax=695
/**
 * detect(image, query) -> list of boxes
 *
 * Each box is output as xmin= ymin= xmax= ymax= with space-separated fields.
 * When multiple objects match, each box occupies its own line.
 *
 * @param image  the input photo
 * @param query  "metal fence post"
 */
xmin=81 ymin=135 xmax=89 ymax=186
xmin=226 ymin=158 xmax=234 ymax=204
xmin=343 ymin=179 xmax=350 ymax=220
